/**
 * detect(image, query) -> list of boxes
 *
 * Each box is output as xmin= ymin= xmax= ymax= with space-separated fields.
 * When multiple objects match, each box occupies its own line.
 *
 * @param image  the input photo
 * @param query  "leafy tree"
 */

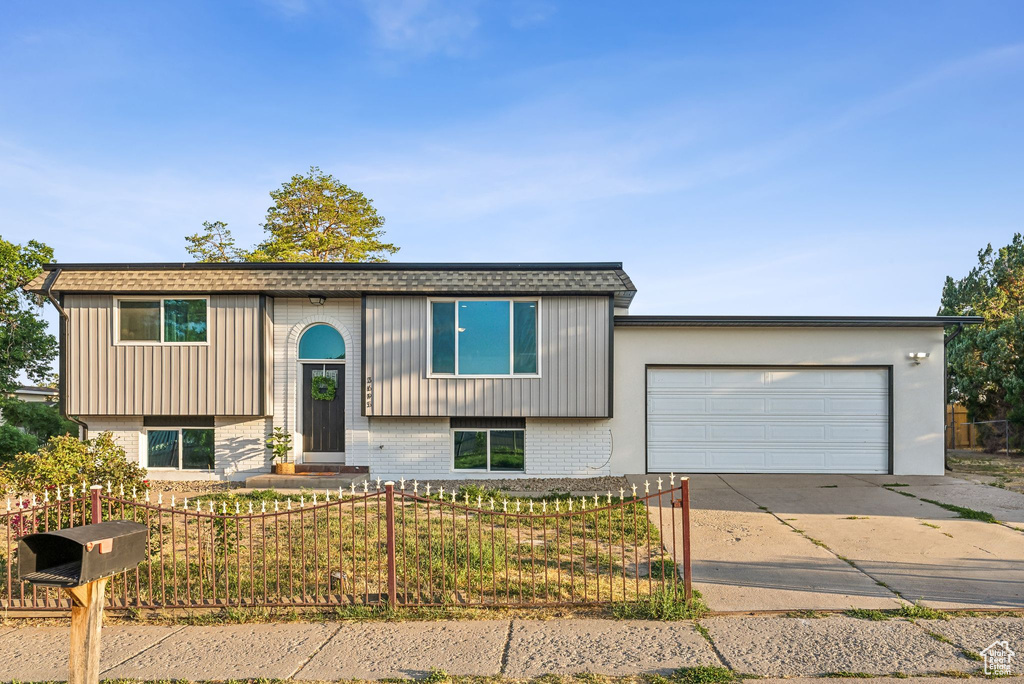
xmin=0 ymin=424 xmax=37 ymax=463
xmin=187 ymin=168 xmax=398 ymax=263
xmin=184 ymin=220 xmax=245 ymax=263
xmin=0 ymin=237 xmax=57 ymax=393
xmin=0 ymin=397 xmax=79 ymax=442
xmin=252 ymin=166 xmax=397 ymax=262
xmin=940 ymin=233 xmax=1024 ymax=440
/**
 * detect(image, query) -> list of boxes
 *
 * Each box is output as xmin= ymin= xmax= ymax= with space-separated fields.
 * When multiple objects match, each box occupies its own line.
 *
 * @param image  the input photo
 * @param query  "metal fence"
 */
xmin=1 ymin=479 xmax=691 ymax=612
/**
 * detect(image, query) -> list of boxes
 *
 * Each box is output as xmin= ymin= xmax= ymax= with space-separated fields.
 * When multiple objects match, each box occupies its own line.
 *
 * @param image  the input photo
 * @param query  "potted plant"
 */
xmin=266 ymin=427 xmax=294 ymax=474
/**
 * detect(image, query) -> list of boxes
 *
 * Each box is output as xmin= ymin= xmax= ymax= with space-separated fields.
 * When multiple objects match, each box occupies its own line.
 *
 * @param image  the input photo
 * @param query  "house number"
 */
xmin=365 ymin=377 xmax=373 ymax=409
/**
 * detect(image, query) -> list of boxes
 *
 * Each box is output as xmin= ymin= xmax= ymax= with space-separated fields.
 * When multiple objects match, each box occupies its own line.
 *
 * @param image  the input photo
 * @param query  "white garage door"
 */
xmin=647 ymin=367 xmax=890 ymax=473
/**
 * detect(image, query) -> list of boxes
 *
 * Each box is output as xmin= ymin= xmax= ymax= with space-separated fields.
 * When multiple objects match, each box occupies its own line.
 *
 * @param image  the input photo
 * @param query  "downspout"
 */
xmin=942 ymin=322 xmax=965 ymax=470
xmin=41 ymin=268 xmax=88 ymax=439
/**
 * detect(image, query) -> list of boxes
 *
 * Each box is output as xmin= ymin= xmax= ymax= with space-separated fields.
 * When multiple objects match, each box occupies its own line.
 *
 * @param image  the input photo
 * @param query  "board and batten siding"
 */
xmin=364 ymin=295 xmax=610 ymax=417
xmin=65 ymin=294 xmax=268 ymax=416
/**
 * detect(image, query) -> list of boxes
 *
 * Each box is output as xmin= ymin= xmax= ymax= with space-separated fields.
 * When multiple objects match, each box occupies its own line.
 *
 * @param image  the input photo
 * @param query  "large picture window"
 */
xmin=118 ymin=298 xmax=208 ymax=343
xmin=145 ymin=428 xmax=215 ymax=470
xmin=430 ymin=299 xmax=538 ymax=376
xmin=452 ymin=428 xmax=525 ymax=472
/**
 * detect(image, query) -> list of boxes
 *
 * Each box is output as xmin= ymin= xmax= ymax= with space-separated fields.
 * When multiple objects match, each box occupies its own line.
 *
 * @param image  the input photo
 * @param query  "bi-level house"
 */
xmin=27 ymin=262 xmax=979 ymax=481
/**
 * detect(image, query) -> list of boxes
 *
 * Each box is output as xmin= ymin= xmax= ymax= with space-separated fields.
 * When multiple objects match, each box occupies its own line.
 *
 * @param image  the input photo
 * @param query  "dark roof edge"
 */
xmin=614 ymin=315 xmax=985 ymax=328
xmin=41 ymin=261 xmax=625 ymax=272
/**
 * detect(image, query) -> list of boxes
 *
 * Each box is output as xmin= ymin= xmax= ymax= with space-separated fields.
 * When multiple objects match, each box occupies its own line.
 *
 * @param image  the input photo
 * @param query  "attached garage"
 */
xmin=646 ymin=366 xmax=890 ymax=473
xmin=608 ymin=317 xmax=969 ymax=476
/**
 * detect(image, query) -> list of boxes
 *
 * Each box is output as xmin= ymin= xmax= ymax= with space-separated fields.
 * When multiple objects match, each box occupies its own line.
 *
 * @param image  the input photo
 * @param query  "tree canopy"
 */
xmin=940 ymin=233 xmax=1024 ymax=430
xmin=0 ymin=237 xmax=57 ymax=393
xmin=185 ymin=167 xmax=398 ymax=263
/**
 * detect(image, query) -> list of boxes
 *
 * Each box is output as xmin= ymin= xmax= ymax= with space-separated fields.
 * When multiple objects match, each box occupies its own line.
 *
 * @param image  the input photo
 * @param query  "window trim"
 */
xmin=142 ymin=426 xmax=216 ymax=472
xmin=114 ymin=295 xmax=211 ymax=346
xmin=450 ymin=427 xmax=526 ymax=473
xmin=427 ymin=297 xmax=541 ymax=378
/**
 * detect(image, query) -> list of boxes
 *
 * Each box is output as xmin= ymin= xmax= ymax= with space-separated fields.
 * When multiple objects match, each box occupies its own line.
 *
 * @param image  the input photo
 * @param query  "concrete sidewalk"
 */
xmin=1 ymin=615 xmax=1020 ymax=681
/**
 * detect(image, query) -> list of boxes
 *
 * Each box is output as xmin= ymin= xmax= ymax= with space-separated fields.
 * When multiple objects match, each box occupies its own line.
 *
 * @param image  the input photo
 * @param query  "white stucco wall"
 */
xmin=272 ymin=297 xmax=370 ymax=467
xmin=609 ymin=326 xmax=946 ymax=476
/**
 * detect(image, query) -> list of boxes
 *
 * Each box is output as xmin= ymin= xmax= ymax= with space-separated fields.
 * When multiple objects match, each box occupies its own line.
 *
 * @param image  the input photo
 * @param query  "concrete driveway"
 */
xmin=628 ymin=473 xmax=1024 ymax=612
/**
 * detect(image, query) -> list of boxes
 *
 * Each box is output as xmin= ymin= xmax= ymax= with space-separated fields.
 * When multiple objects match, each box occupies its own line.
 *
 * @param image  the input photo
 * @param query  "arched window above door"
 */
xmin=298 ymin=324 xmax=345 ymax=360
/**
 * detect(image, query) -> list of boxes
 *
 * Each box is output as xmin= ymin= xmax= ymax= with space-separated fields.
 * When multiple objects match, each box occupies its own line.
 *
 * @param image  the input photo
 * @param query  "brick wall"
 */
xmin=85 ymin=416 xmax=143 ymax=464
xmin=366 ymin=417 xmax=612 ymax=480
xmin=214 ymin=417 xmax=271 ymax=481
xmin=523 ymin=418 xmax=612 ymax=476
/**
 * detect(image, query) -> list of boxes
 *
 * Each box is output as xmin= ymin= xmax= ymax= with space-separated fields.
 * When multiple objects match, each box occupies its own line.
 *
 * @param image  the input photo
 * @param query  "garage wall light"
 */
xmin=308 ymin=296 xmax=326 ymax=306
xmin=908 ymin=352 xmax=930 ymax=365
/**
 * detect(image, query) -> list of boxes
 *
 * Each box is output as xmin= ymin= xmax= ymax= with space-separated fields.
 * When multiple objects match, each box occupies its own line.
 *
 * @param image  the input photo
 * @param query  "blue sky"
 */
xmin=2 ymin=0 xmax=1023 ymax=320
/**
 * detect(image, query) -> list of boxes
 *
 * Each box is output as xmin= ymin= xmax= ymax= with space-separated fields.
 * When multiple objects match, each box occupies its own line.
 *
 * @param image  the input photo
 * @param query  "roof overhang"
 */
xmin=613 ymin=315 xmax=985 ymax=328
xmin=26 ymin=262 xmax=639 ymax=309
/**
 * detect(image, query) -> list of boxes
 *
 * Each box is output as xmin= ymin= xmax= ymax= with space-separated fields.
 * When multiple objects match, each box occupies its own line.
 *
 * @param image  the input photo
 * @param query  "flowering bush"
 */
xmin=0 ymin=431 xmax=149 ymax=495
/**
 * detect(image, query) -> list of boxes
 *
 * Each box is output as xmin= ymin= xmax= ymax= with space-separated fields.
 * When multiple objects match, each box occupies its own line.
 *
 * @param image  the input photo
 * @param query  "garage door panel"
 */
xmin=828 ymin=423 xmax=889 ymax=442
xmin=648 ymin=395 xmax=707 ymax=414
xmin=708 ymin=424 xmax=766 ymax=441
xmin=709 ymin=397 xmax=766 ymax=414
xmin=768 ymin=451 xmax=829 ymax=468
xmin=708 ymin=451 xmax=769 ymax=469
xmin=828 ymin=397 xmax=888 ymax=415
xmin=767 ymin=370 xmax=828 ymax=388
xmin=768 ymin=397 xmax=828 ymax=415
xmin=710 ymin=370 xmax=766 ymax=388
xmin=828 ymin=369 xmax=887 ymax=388
xmin=648 ymin=449 xmax=708 ymax=471
xmin=649 ymin=369 xmax=708 ymax=388
xmin=647 ymin=422 xmax=707 ymax=441
xmin=647 ymin=367 xmax=889 ymax=474
xmin=768 ymin=424 xmax=828 ymax=441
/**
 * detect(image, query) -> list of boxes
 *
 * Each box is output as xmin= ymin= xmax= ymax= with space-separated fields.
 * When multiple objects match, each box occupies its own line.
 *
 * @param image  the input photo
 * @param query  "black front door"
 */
xmin=302 ymin=363 xmax=345 ymax=453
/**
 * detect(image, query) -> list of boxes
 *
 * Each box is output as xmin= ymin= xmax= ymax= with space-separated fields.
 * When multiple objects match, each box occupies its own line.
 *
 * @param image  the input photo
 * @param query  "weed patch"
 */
xmin=919 ymin=498 xmax=997 ymax=523
xmin=612 ymin=588 xmax=708 ymax=621
xmin=669 ymin=666 xmax=735 ymax=684
xmin=845 ymin=608 xmax=889 ymax=621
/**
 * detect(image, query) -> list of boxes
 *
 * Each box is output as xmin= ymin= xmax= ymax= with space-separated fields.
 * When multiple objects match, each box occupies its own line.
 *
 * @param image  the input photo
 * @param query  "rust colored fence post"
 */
xmin=681 ymin=478 xmax=691 ymax=601
xmin=90 ymin=486 xmax=102 ymax=525
xmin=384 ymin=482 xmax=397 ymax=608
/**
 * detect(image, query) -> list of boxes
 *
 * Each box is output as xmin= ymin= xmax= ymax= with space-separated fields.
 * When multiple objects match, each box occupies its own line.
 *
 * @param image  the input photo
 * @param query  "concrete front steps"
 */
xmin=243 ymin=465 xmax=369 ymax=492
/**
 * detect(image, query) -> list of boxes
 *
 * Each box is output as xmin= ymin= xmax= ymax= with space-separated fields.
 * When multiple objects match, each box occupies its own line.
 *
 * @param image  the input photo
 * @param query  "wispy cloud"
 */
xmin=357 ymin=0 xmax=481 ymax=56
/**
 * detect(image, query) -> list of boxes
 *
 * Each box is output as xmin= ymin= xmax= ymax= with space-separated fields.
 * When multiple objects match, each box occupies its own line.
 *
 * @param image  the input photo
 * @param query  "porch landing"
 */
xmin=244 ymin=465 xmax=369 ymax=492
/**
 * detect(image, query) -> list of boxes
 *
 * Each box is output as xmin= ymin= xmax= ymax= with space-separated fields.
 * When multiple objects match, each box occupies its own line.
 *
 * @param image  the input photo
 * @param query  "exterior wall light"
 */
xmin=308 ymin=296 xmax=326 ymax=306
xmin=908 ymin=352 xmax=930 ymax=365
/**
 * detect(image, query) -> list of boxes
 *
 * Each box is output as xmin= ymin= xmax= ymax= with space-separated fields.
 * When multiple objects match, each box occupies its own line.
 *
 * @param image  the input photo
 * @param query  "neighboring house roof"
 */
xmin=13 ymin=385 xmax=58 ymax=396
xmin=614 ymin=315 xmax=985 ymax=327
xmin=26 ymin=262 xmax=638 ymax=308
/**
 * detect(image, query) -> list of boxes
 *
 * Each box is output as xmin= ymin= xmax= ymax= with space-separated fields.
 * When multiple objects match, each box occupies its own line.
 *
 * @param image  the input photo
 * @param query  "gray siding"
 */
xmin=365 ymin=296 xmax=610 ymax=417
xmin=65 ymin=294 xmax=266 ymax=416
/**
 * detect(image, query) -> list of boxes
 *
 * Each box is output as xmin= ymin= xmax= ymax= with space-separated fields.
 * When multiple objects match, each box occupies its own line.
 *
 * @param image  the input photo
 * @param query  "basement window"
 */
xmin=451 ymin=419 xmax=525 ymax=472
xmin=144 ymin=428 xmax=215 ymax=470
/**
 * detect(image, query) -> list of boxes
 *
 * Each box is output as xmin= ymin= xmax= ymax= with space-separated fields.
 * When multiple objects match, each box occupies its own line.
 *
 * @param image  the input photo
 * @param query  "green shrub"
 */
xmin=0 ymin=431 xmax=148 ymax=495
xmin=0 ymin=423 xmax=38 ymax=462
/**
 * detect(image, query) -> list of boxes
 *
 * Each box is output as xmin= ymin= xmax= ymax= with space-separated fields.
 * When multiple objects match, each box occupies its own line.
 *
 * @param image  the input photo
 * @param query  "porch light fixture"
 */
xmin=308 ymin=296 xmax=326 ymax=306
xmin=908 ymin=352 xmax=930 ymax=365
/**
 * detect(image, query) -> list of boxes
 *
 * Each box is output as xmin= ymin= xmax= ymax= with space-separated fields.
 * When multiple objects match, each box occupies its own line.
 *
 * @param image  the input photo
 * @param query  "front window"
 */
xmin=453 ymin=428 xmax=525 ymax=472
xmin=145 ymin=428 xmax=215 ymax=470
xmin=431 ymin=299 xmax=538 ymax=376
xmin=118 ymin=298 xmax=208 ymax=343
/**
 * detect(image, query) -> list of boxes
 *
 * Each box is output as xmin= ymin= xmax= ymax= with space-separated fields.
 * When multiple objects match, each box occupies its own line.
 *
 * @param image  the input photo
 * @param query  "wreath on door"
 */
xmin=310 ymin=375 xmax=337 ymax=401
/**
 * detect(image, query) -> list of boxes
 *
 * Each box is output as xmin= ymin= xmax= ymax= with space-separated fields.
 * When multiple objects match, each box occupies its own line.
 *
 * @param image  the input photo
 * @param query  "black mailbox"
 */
xmin=18 ymin=520 xmax=148 ymax=588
